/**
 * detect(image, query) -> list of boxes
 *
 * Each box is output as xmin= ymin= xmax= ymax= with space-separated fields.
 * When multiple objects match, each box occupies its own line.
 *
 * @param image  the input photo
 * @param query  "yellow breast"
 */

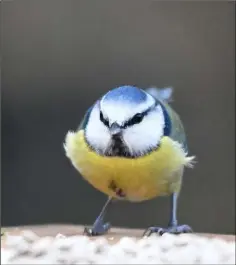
xmin=64 ymin=130 xmax=193 ymax=201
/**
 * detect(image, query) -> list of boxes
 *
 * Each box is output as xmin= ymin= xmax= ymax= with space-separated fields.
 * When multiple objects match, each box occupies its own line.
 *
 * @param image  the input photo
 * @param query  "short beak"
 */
xmin=110 ymin=122 xmax=122 ymax=136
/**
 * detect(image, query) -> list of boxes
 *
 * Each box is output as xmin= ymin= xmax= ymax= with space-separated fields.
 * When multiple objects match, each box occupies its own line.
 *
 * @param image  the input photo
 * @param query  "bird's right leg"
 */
xmin=84 ymin=196 xmax=113 ymax=236
xmin=143 ymin=192 xmax=193 ymax=237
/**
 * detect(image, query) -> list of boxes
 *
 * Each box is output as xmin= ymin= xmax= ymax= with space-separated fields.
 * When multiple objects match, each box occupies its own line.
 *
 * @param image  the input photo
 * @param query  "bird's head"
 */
xmin=85 ymin=86 xmax=165 ymax=157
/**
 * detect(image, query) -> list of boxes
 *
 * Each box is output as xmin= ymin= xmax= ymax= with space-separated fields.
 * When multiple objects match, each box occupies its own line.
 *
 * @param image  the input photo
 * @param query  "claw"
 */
xmin=143 ymin=224 xmax=193 ymax=237
xmin=84 ymin=222 xmax=111 ymax=236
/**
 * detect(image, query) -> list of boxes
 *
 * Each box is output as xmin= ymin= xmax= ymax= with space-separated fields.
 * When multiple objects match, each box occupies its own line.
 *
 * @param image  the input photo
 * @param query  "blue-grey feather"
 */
xmin=78 ymin=105 xmax=94 ymax=130
xmin=103 ymin=86 xmax=147 ymax=104
xmin=146 ymin=87 xmax=173 ymax=102
xmin=158 ymin=100 xmax=171 ymax=136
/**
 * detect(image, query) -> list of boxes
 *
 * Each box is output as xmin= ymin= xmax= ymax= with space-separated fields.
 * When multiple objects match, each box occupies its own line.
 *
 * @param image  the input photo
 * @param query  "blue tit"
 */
xmin=64 ymin=85 xmax=195 ymax=237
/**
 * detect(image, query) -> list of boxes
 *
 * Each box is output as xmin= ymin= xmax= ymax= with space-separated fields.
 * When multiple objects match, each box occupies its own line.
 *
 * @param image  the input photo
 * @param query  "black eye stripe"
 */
xmin=123 ymin=103 xmax=157 ymax=128
xmin=123 ymin=113 xmax=144 ymax=128
xmin=100 ymin=111 xmax=109 ymax=127
xmin=99 ymin=102 xmax=158 ymax=129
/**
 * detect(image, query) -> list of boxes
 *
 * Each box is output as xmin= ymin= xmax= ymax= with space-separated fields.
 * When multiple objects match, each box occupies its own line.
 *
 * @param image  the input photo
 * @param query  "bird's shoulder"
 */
xmin=78 ymin=104 xmax=95 ymax=131
xmin=156 ymin=98 xmax=188 ymax=152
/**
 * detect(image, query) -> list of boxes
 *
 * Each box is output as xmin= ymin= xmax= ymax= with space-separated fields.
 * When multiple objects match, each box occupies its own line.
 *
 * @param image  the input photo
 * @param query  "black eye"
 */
xmin=100 ymin=111 xmax=109 ymax=127
xmin=131 ymin=113 xmax=144 ymax=124
xmin=124 ymin=113 xmax=144 ymax=128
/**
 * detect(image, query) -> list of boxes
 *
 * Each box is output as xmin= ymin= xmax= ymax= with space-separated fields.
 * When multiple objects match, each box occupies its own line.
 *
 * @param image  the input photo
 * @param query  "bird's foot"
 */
xmin=84 ymin=221 xmax=111 ymax=236
xmin=143 ymin=224 xmax=193 ymax=237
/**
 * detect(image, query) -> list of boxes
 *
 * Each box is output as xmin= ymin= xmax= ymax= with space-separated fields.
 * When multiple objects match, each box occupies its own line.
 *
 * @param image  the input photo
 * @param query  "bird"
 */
xmin=64 ymin=85 xmax=195 ymax=237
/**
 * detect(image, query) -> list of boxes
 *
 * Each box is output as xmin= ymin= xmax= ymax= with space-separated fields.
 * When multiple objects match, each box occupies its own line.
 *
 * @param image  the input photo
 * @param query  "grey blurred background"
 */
xmin=1 ymin=1 xmax=235 ymax=234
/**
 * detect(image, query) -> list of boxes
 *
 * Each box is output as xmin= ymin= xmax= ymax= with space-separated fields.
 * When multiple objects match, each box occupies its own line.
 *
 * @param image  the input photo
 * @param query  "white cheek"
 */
xmin=85 ymin=107 xmax=111 ymax=152
xmin=123 ymin=110 xmax=164 ymax=155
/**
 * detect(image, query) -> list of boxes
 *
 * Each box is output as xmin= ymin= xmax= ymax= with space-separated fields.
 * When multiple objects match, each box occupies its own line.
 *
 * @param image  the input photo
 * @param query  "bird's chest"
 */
xmin=80 ymin=158 xmax=169 ymax=201
xmin=71 ymin=132 xmax=186 ymax=201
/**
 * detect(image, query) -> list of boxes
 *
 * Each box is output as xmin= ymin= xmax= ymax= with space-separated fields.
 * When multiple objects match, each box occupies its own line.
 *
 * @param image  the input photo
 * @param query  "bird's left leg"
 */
xmin=143 ymin=192 xmax=193 ymax=237
xmin=84 ymin=196 xmax=113 ymax=236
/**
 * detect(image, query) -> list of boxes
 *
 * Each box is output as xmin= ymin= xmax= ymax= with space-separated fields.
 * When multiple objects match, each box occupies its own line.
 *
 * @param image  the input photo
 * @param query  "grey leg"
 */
xmin=143 ymin=192 xmax=193 ymax=237
xmin=84 ymin=196 xmax=113 ymax=236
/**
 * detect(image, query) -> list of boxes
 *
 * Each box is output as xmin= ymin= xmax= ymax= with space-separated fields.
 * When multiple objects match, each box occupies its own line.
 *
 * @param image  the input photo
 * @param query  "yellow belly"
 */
xmin=64 ymin=130 xmax=193 ymax=201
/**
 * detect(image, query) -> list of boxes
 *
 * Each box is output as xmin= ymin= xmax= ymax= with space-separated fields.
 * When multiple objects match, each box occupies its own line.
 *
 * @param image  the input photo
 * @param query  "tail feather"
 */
xmin=146 ymin=87 xmax=173 ymax=102
xmin=184 ymin=155 xmax=196 ymax=168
